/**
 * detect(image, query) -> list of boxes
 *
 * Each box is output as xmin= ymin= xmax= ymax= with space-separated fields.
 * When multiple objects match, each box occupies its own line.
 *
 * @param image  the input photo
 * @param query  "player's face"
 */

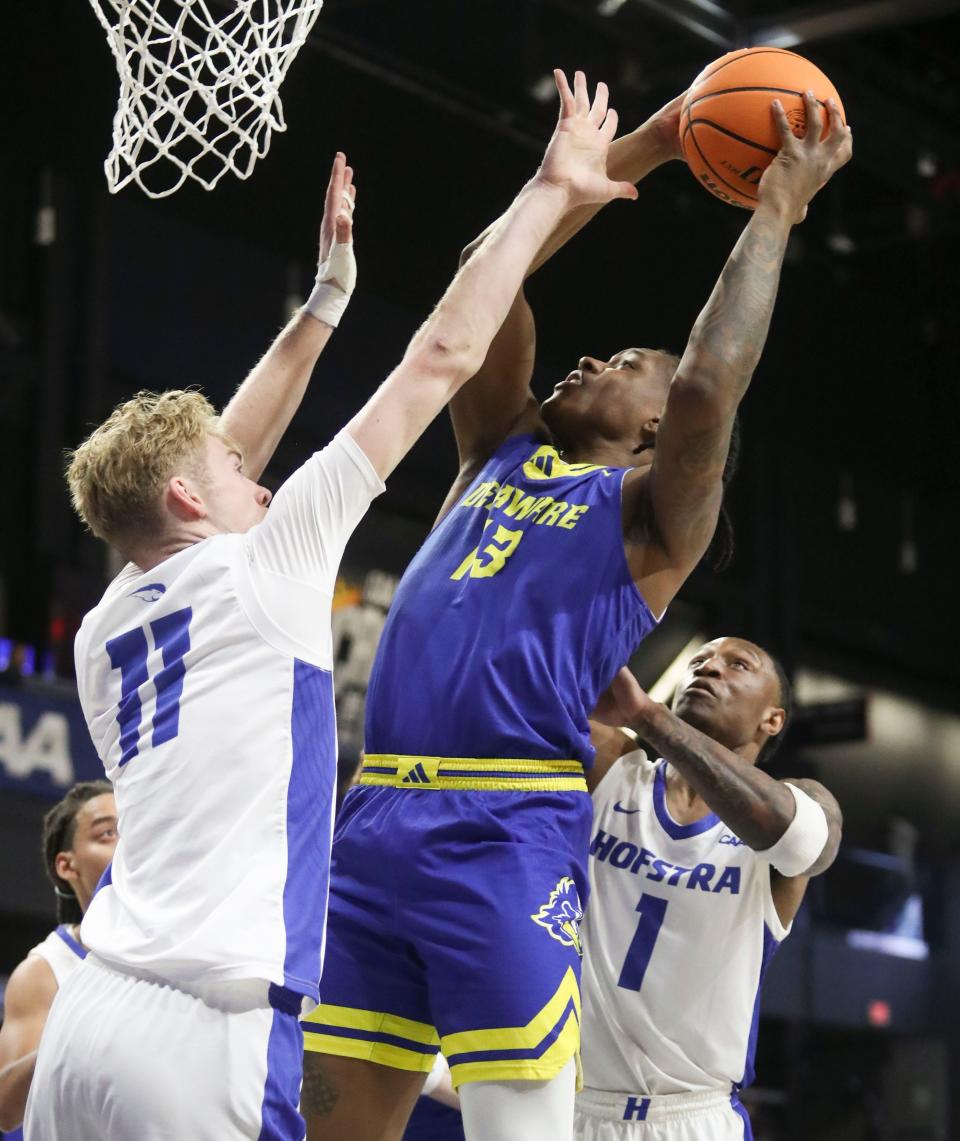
xmin=57 ymin=793 xmax=119 ymax=915
xmin=540 ymin=348 xmax=674 ymax=454
xmin=672 ymin=638 xmax=783 ymax=757
xmin=197 ymin=435 xmax=272 ymax=534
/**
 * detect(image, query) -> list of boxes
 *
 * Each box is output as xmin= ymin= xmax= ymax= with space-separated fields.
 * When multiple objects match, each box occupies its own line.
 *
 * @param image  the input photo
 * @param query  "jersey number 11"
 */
xmin=106 ymin=607 xmax=193 ymax=766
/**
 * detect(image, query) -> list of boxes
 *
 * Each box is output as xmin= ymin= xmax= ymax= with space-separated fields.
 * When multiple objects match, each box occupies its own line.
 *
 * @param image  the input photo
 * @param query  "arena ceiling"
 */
xmin=2 ymin=0 xmax=959 ymax=719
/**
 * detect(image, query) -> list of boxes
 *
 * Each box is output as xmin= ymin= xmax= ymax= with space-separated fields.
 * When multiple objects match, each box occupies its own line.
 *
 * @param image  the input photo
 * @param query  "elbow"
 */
xmin=405 ymin=335 xmax=483 ymax=389
xmin=668 ymin=368 xmax=741 ymax=418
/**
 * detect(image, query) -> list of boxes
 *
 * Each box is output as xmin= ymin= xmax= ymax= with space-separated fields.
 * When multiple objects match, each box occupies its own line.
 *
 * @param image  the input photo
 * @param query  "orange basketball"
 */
xmin=680 ymin=47 xmax=844 ymax=209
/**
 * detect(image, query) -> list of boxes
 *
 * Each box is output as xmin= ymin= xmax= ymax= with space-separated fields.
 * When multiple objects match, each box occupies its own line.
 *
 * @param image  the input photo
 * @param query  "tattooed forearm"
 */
xmin=682 ymin=207 xmax=793 ymax=403
xmin=301 ymin=1053 xmax=340 ymax=1119
xmin=641 ymin=701 xmax=796 ymax=850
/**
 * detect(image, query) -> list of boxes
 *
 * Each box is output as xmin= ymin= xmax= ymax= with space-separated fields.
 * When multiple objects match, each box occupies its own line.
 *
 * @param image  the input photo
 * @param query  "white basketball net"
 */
xmin=88 ymin=0 xmax=325 ymax=198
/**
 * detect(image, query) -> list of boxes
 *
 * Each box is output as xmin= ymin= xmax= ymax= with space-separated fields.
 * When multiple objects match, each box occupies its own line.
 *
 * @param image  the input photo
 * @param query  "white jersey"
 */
xmin=74 ymin=431 xmax=384 ymax=1007
xmin=27 ymin=925 xmax=86 ymax=986
xmin=580 ymin=751 xmax=791 ymax=1096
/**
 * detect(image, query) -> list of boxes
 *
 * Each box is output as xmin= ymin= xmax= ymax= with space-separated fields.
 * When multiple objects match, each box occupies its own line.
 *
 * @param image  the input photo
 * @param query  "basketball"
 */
xmin=680 ymin=47 xmax=844 ymax=209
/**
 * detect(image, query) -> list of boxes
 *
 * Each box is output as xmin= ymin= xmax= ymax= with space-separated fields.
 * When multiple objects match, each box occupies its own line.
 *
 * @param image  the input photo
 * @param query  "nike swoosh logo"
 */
xmin=614 ymin=802 xmax=640 ymax=814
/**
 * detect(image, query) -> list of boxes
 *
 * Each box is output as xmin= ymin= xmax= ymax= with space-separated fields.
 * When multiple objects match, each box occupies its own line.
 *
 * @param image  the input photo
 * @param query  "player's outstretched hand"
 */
xmin=319 ymin=151 xmax=356 ymax=262
xmin=593 ymin=667 xmax=659 ymax=731
xmin=536 ymin=70 xmax=639 ymax=210
xmin=305 ymin=151 xmax=357 ymax=327
xmin=757 ymin=92 xmax=852 ymax=224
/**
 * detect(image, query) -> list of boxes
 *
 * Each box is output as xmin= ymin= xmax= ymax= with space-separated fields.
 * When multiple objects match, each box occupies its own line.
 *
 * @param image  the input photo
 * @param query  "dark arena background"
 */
xmin=2 ymin=1 xmax=960 ymax=1138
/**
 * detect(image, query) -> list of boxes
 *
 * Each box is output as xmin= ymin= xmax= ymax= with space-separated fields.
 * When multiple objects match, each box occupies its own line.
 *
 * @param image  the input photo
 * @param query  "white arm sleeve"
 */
xmin=237 ymin=430 xmax=385 ymax=665
xmin=756 ymin=782 xmax=829 ymax=878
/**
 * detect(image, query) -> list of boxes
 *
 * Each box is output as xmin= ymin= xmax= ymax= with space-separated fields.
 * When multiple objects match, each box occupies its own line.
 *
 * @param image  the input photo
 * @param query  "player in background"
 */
xmin=26 ymin=72 xmax=640 ymax=1141
xmin=302 ymin=95 xmax=851 ymax=1141
xmin=0 ymin=781 xmax=118 ymax=1137
xmin=576 ymin=640 xmax=842 ymax=1141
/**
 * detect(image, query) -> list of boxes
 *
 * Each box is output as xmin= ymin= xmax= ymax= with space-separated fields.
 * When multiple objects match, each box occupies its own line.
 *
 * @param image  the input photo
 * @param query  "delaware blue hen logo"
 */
xmin=531 ymin=877 xmax=584 ymax=956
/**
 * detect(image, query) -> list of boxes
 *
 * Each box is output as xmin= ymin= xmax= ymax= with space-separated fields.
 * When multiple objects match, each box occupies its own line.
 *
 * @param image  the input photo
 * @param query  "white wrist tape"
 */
xmin=305 ymin=239 xmax=356 ymax=328
xmin=761 ymin=783 xmax=829 ymax=877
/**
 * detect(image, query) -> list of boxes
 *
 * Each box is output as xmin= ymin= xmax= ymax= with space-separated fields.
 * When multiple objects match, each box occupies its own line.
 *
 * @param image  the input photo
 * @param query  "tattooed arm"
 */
xmin=608 ymin=668 xmax=842 ymax=869
xmin=633 ymin=94 xmax=852 ymax=613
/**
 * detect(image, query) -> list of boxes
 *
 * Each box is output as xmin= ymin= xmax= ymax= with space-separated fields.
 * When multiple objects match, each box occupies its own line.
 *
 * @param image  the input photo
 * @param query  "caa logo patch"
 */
xmin=130 ymin=583 xmax=166 ymax=603
xmin=531 ymin=876 xmax=584 ymax=956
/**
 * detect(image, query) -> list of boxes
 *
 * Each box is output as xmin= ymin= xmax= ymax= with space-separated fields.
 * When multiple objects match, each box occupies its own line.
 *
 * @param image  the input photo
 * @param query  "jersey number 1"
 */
xmin=618 ymin=894 xmax=668 ymax=992
xmin=106 ymin=607 xmax=192 ymax=766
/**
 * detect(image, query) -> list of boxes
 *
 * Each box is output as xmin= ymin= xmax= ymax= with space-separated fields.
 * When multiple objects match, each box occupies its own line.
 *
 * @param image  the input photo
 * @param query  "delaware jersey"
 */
xmin=365 ymin=435 xmax=658 ymax=765
xmin=27 ymin=925 xmax=87 ymax=986
xmin=74 ymin=431 xmax=384 ymax=1005
xmin=580 ymin=751 xmax=791 ymax=1095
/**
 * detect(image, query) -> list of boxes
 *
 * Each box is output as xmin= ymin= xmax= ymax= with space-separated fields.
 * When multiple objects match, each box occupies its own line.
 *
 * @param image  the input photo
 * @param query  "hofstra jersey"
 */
xmin=580 ymin=750 xmax=791 ymax=1095
xmin=27 ymin=925 xmax=87 ymax=986
xmin=365 ymin=435 xmax=659 ymax=765
xmin=75 ymin=432 xmax=384 ymax=1007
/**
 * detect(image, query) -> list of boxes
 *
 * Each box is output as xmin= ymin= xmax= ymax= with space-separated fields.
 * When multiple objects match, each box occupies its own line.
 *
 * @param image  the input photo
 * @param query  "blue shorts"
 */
xmin=303 ymin=773 xmax=592 ymax=1087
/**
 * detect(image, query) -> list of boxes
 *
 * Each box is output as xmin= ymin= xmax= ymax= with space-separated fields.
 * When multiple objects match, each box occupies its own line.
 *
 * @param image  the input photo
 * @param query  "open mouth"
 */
xmin=555 ymin=370 xmax=583 ymax=390
xmin=682 ymin=681 xmax=718 ymax=699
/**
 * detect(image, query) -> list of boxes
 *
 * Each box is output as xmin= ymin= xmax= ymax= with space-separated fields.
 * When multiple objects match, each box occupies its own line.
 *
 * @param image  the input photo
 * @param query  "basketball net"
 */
xmin=88 ymin=0 xmax=325 ymax=198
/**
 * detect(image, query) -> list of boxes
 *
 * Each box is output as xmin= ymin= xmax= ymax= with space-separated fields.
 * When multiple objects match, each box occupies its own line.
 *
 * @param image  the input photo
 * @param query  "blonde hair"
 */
xmin=67 ymin=389 xmax=228 ymax=549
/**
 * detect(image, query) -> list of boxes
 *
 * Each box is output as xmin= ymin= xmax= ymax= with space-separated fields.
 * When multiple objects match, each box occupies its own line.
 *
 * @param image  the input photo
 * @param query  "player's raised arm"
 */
xmin=443 ymin=92 xmax=687 ymax=487
xmin=346 ymin=70 xmax=637 ymax=483
xmin=608 ymin=666 xmax=842 ymax=877
xmin=219 ymin=152 xmax=358 ymax=480
xmin=586 ymin=719 xmax=639 ymax=794
xmin=637 ymin=94 xmax=852 ymax=604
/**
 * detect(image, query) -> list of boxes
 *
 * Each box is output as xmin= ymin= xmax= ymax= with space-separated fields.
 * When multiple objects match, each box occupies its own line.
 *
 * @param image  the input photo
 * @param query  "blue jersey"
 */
xmin=365 ymin=435 xmax=658 ymax=766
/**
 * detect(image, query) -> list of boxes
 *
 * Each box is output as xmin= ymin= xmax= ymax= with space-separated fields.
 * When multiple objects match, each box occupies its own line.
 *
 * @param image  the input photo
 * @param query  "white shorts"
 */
xmin=575 ymin=1087 xmax=752 ymax=1141
xmin=24 ymin=956 xmax=305 ymax=1141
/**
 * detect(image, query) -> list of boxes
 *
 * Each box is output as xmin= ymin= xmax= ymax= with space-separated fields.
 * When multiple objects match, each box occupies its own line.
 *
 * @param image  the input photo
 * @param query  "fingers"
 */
xmin=573 ymin=70 xmax=590 ymax=115
xmin=769 ymin=99 xmax=794 ymax=147
xmin=556 ymin=69 xmax=610 ymax=122
xmin=611 ymin=179 xmax=639 ymax=202
xmin=554 ymin=69 xmax=575 ymax=117
xmin=324 ymin=151 xmax=345 ymax=213
xmin=610 ymin=667 xmax=644 ymax=715
xmin=588 ymin=80 xmax=609 ymax=126
xmin=335 ymin=177 xmax=356 ymax=243
xmin=600 ymin=106 xmax=620 ymax=143
xmin=801 ymin=90 xmax=822 ymax=146
xmin=825 ymin=99 xmax=854 ymax=165
xmin=824 ymin=97 xmax=843 ymax=140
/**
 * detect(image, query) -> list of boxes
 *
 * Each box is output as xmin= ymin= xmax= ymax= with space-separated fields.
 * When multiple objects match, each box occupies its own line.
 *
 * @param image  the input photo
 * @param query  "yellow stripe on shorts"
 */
xmin=360 ymin=754 xmax=587 ymax=792
xmin=301 ymin=1003 xmax=440 ymax=1073
xmin=441 ymin=966 xmax=582 ymax=1088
